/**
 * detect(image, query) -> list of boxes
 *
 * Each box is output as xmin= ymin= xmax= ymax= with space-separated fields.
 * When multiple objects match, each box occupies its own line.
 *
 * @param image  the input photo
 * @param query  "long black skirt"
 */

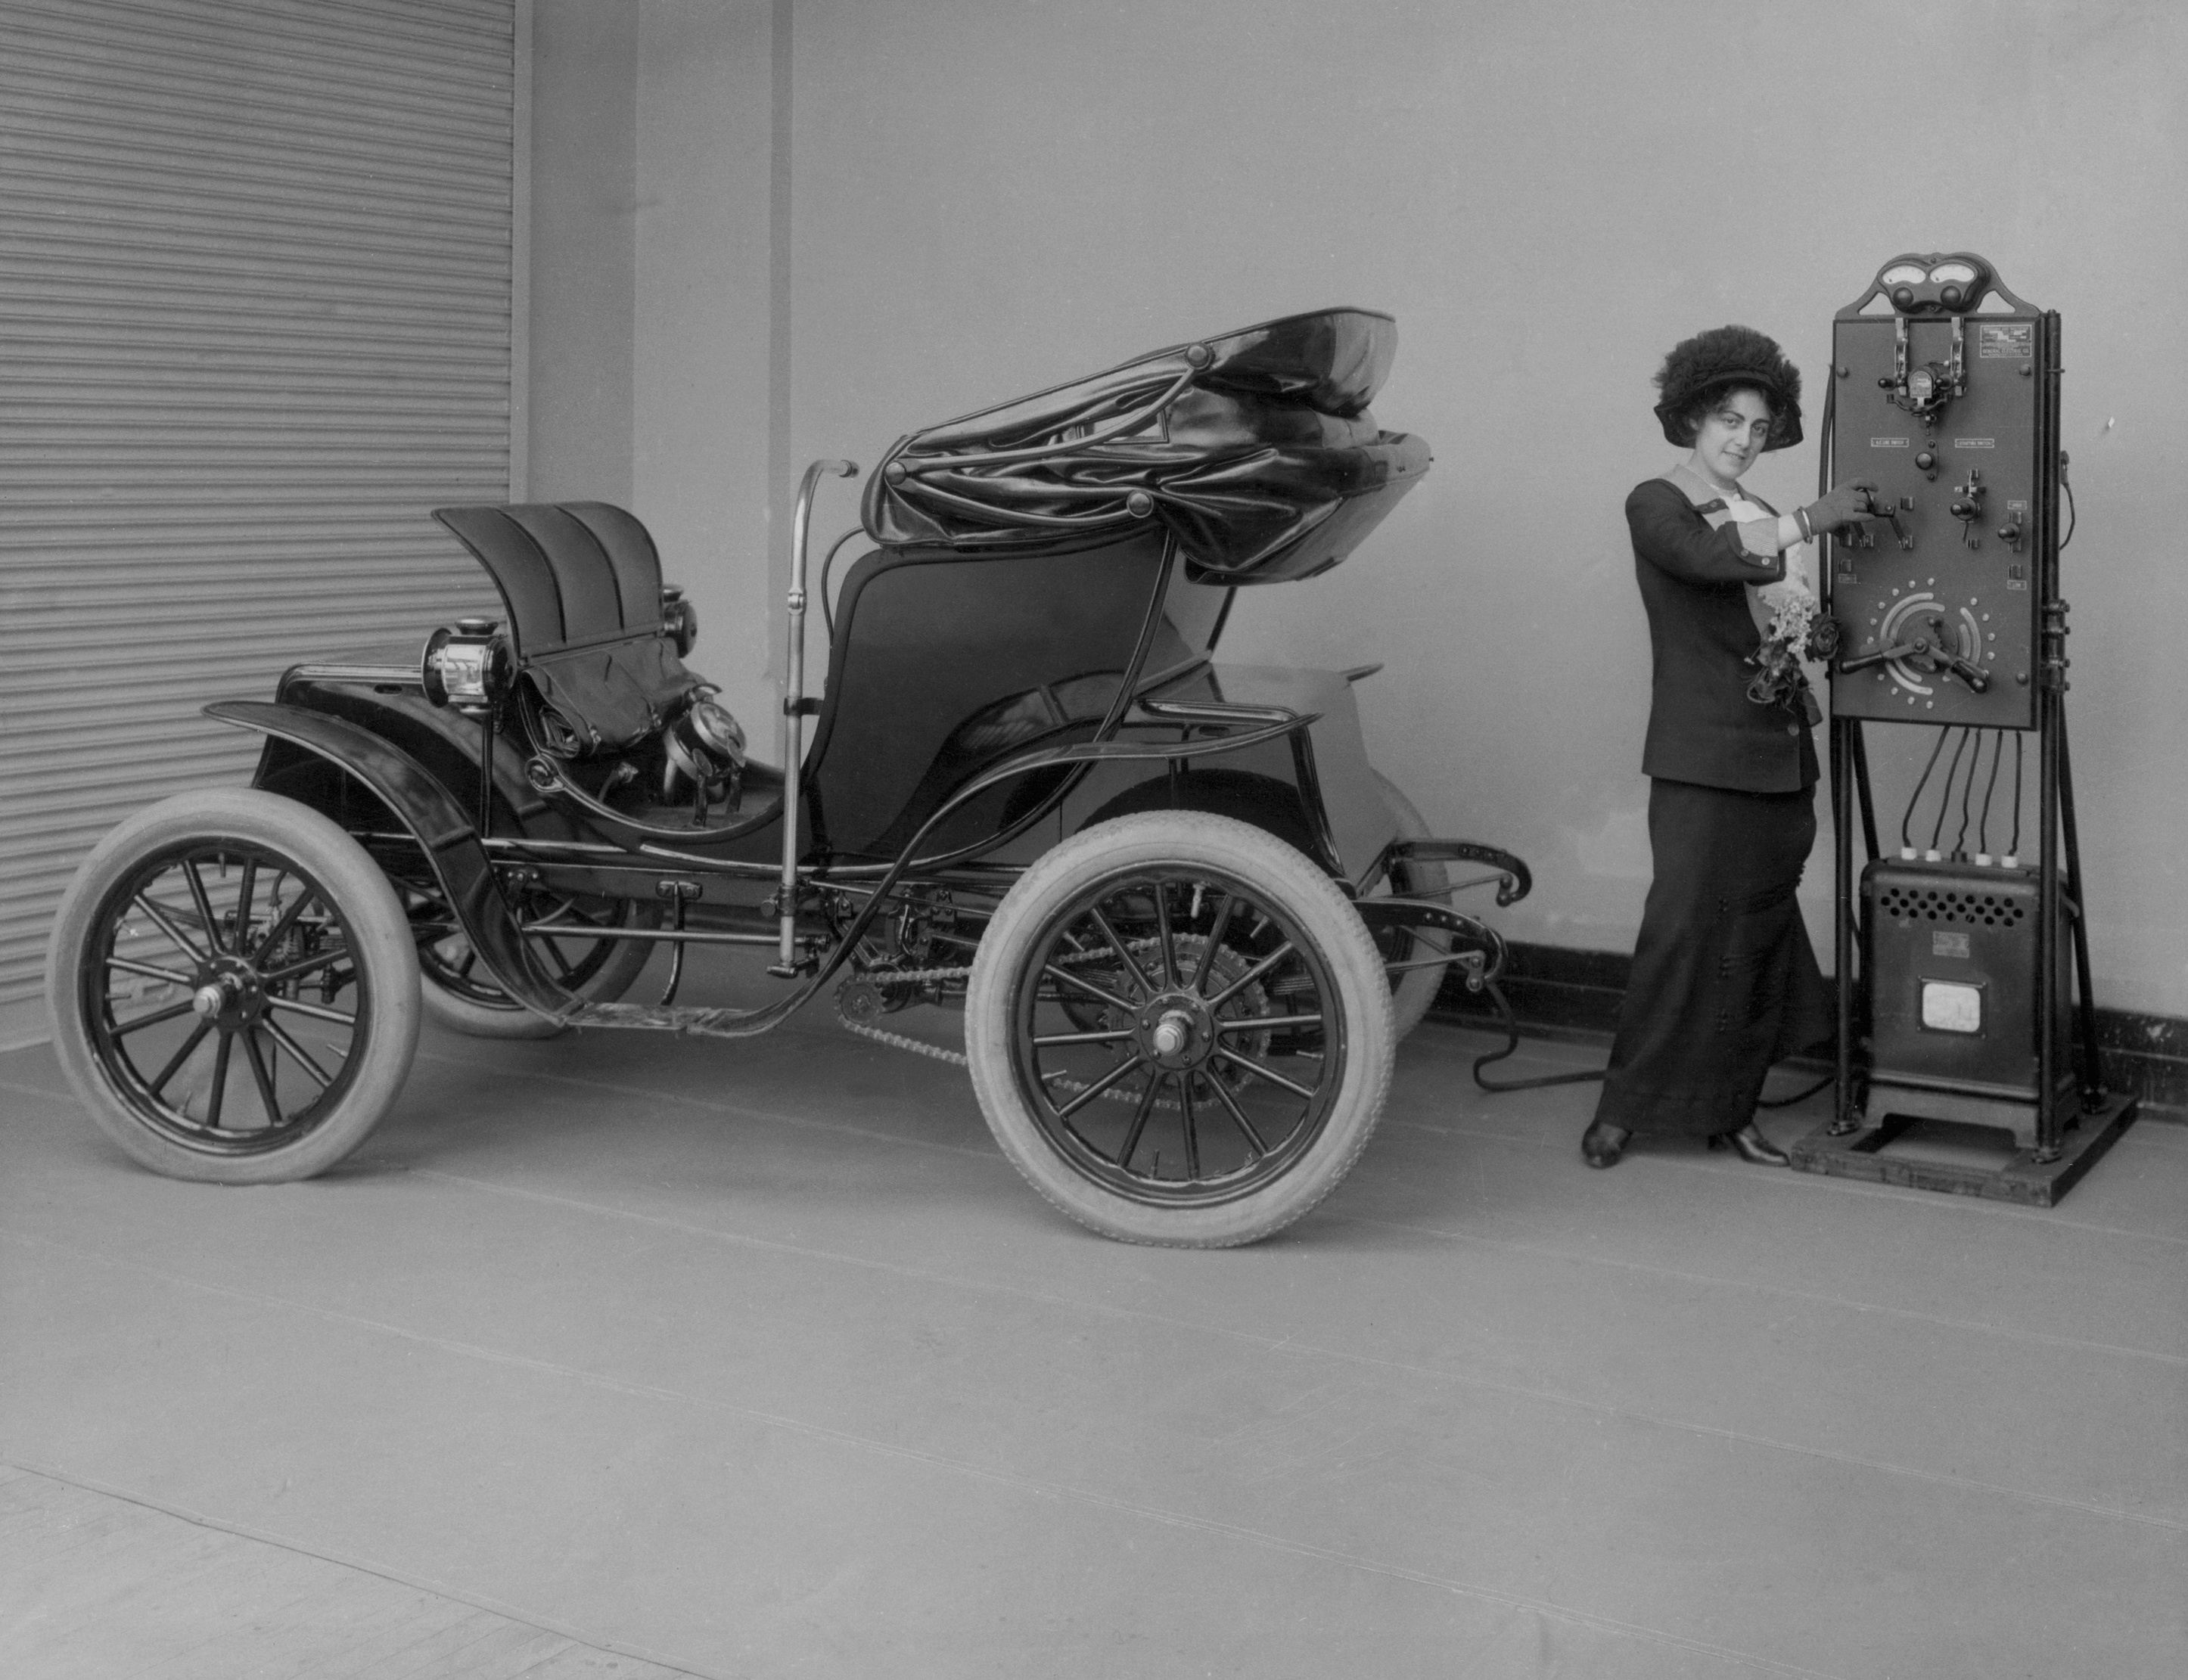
xmin=1591 ymin=778 xmax=1835 ymax=1138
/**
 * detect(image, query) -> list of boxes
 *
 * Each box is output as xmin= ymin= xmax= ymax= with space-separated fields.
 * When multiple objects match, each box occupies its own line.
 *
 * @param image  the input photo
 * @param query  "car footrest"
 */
xmin=561 ymin=998 xmax=787 ymax=1040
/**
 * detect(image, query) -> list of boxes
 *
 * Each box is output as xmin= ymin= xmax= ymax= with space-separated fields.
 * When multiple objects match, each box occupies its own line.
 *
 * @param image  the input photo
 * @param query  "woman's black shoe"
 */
xmin=1581 ymin=1120 xmax=1630 ymax=1169
xmin=1708 ymin=1123 xmax=1790 ymax=1167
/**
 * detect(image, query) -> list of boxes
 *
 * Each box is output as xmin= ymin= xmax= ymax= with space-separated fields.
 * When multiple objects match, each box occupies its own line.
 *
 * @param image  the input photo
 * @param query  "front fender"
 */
xmin=204 ymin=700 xmax=573 ymax=1021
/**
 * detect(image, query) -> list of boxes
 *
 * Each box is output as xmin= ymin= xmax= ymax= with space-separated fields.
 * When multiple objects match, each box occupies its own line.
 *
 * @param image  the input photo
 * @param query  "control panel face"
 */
xmin=1828 ymin=309 xmax=2044 ymax=729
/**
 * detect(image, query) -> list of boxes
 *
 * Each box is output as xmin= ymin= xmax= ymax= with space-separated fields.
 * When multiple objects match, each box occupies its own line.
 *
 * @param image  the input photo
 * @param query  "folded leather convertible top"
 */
xmin=861 ymin=308 xmax=1431 ymax=582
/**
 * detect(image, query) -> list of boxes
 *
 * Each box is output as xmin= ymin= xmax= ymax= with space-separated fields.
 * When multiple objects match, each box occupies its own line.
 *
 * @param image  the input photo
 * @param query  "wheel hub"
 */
xmin=190 ymin=955 xmax=264 ymax=1028
xmin=1136 ymin=989 xmax=1214 ymax=1070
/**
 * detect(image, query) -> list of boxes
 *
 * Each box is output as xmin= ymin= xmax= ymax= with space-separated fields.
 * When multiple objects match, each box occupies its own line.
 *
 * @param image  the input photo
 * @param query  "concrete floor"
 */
xmin=4 ymin=964 xmax=2184 ymax=1678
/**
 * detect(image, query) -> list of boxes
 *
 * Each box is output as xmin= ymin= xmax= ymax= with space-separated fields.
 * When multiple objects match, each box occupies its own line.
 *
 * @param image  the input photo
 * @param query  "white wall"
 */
xmin=633 ymin=1 xmax=779 ymax=736
xmin=565 ymin=0 xmax=2188 ymax=1015
xmin=526 ymin=0 xmax=636 ymax=505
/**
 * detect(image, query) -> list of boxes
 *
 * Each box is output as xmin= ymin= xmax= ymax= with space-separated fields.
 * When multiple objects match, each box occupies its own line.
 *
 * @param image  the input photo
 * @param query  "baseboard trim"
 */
xmin=1431 ymin=941 xmax=2186 ymax=1123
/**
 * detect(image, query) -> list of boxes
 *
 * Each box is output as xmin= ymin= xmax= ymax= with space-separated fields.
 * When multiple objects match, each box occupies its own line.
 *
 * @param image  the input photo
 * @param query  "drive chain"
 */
xmin=830 ymin=953 xmax=1180 ymax=1109
xmin=833 ymin=961 xmax=974 ymax=1068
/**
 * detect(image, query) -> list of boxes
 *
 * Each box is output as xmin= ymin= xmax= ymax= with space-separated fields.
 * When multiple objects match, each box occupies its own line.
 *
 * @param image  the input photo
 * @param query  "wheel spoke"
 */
xmin=204 ymin=1033 xmax=233 ymax=1129
xmin=536 ymin=936 xmax=577 ymax=981
xmin=243 ymin=1029 xmax=282 ymax=1128
xmin=1212 ymin=1012 xmax=1326 ymax=1033
xmin=234 ymin=857 xmax=259 ymax=946
xmin=258 ymin=947 xmax=351 ymax=988
xmin=1052 ymin=1052 xmax=1147 ymax=1120
xmin=182 ymin=859 xmax=225 ymax=955
xmin=108 ymin=998 xmax=200 ymax=1037
xmin=1190 ymin=893 xmax=1238 ymax=993
xmin=1086 ymin=905 xmax=1151 ymax=997
xmin=1152 ymin=884 xmax=1178 ymax=987
xmin=1199 ymin=1069 xmax=1271 ymax=1157
xmin=552 ymin=898 xmax=609 ymax=929
xmin=263 ymin=993 xmax=358 ymax=1028
xmin=1206 ymin=939 xmax=1296 ymax=1008
xmin=105 ymin=955 xmax=197 ymax=988
xmin=260 ymin=1017 xmax=333 ymax=1090
xmin=1116 ymin=1070 xmax=1164 ymax=1169
xmin=147 ymin=1019 xmax=213 ymax=1093
xmin=1214 ymin=1047 xmax=1320 ymax=1102
xmin=1030 ymin=1026 xmax=1136 ymax=1047
xmin=1179 ymin=1075 xmax=1201 ymax=1178
xmin=247 ymin=885 xmax=315 ymax=965
xmin=131 ymin=892 xmax=213 ymax=967
xmin=1043 ymin=962 xmax=1135 ymax=1016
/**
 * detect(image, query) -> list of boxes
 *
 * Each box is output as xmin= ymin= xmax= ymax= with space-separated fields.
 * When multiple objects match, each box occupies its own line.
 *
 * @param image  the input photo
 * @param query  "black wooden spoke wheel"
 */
xmin=409 ymin=883 xmax=658 ymax=1039
xmin=45 ymin=790 xmax=421 ymax=1183
xmin=967 ymin=812 xmax=1393 ymax=1246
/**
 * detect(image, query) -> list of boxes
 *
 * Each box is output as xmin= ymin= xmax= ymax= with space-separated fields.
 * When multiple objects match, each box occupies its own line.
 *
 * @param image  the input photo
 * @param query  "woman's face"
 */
xmin=1692 ymin=387 xmax=1773 ymax=483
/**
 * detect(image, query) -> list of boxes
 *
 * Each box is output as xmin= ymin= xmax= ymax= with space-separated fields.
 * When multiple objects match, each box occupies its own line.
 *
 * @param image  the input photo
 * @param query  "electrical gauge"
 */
xmin=1863 ymin=252 xmax=1994 ymax=315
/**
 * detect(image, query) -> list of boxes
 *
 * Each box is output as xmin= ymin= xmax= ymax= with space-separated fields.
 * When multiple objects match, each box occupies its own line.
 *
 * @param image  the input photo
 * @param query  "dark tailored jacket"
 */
xmin=1627 ymin=476 xmax=1820 ymax=793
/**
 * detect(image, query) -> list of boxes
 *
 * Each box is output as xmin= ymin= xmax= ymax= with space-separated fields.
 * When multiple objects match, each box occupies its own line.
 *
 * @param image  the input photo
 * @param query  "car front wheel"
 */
xmin=45 ymin=789 xmax=421 ymax=1183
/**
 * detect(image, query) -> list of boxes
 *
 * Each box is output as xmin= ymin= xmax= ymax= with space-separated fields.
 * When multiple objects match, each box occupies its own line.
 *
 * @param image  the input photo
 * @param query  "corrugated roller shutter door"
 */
xmin=0 ymin=0 xmax=514 ymax=1045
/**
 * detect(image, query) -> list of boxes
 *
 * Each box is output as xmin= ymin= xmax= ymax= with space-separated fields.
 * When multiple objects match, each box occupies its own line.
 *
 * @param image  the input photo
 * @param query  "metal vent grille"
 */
xmin=0 ymin=0 xmax=514 ymax=1045
xmin=1879 ymin=885 xmax=2028 ymax=928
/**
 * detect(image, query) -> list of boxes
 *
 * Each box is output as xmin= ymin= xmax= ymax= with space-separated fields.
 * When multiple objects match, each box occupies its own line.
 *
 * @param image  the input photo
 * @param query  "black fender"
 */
xmin=273 ymin=672 xmax=555 ymax=832
xmin=204 ymin=700 xmax=574 ymax=1021
xmin=1078 ymin=766 xmax=1326 ymax=867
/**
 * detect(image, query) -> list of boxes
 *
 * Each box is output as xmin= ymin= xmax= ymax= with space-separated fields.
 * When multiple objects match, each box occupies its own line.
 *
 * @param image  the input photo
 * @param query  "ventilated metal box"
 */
xmin=1861 ymin=858 xmax=2071 ymax=1141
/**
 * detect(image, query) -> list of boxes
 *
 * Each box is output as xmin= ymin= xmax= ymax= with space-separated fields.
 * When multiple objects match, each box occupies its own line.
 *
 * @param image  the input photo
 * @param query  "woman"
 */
xmin=1580 ymin=325 xmax=1875 ymax=1169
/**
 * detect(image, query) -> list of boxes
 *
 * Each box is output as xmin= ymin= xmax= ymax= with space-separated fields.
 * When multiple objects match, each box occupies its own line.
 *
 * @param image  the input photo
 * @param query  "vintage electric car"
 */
xmin=46 ymin=309 xmax=1528 ymax=1246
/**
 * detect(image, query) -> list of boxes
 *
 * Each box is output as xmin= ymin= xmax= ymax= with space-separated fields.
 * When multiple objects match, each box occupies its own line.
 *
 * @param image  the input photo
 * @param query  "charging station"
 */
xmin=1790 ymin=253 xmax=2137 ymax=1203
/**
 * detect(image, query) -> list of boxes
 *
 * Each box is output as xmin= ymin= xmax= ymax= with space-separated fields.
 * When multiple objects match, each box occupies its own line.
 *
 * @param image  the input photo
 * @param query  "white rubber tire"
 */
xmin=1371 ymin=772 xmax=1453 ymax=1039
xmin=45 ymin=788 xmax=421 ymax=1183
xmin=965 ymin=811 xmax=1394 ymax=1247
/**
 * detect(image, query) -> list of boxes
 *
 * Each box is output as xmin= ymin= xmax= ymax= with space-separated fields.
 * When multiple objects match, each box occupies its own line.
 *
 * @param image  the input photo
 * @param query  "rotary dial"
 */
xmin=1837 ymin=578 xmax=2000 ymax=706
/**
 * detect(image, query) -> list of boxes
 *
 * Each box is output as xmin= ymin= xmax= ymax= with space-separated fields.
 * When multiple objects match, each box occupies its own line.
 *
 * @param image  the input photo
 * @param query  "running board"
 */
xmin=561 ymin=998 xmax=794 ymax=1040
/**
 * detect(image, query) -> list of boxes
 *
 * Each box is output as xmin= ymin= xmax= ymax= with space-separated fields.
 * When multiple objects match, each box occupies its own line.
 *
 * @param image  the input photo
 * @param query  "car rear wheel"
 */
xmin=411 ymin=887 xmax=658 ymax=1039
xmin=45 ymin=789 xmax=421 ymax=1183
xmin=965 ymin=812 xmax=1393 ymax=1247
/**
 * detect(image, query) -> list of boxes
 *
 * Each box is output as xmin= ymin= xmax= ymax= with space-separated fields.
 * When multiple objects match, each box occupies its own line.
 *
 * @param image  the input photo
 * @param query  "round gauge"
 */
xmin=1880 ymin=263 xmax=1928 ymax=286
xmin=1928 ymin=261 xmax=1979 ymax=284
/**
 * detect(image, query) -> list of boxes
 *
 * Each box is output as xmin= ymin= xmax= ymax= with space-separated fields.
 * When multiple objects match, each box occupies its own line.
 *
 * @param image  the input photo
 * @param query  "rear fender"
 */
xmin=1077 ymin=765 xmax=1328 ymax=868
xmin=205 ymin=700 xmax=573 ymax=1020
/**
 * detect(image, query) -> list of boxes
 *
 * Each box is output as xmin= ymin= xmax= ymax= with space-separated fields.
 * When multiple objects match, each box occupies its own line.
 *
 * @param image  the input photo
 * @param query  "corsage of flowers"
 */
xmin=1746 ymin=581 xmax=1841 ymax=723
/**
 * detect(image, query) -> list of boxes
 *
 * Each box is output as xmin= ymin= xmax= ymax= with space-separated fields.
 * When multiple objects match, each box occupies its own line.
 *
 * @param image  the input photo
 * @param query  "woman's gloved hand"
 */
xmin=1802 ymin=479 xmax=1881 ymax=535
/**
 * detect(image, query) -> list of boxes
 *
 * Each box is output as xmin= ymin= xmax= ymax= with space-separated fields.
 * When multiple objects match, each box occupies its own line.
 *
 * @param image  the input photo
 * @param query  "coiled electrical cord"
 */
xmin=1466 ymin=979 xmax=1832 ymax=1107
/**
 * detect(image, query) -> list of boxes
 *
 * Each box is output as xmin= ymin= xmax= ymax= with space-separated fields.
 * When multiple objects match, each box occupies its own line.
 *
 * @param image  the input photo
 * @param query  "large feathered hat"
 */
xmin=1652 ymin=325 xmax=1803 ymax=451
